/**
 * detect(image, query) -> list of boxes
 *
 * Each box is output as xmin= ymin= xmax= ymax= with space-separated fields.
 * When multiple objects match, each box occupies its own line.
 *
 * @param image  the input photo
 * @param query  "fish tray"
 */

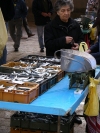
xmin=1 ymin=61 xmax=36 ymax=70
xmin=0 ymin=81 xmax=39 ymax=103
xmin=19 ymin=55 xmax=60 ymax=64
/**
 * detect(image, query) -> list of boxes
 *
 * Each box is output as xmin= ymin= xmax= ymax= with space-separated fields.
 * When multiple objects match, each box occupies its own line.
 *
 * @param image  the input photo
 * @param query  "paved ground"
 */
xmin=0 ymin=22 xmax=87 ymax=133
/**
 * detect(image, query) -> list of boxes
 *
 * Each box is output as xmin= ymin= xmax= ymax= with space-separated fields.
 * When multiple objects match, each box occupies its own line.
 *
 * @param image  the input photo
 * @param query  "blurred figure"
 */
xmin=86 ymin=8 xmax=100 ymax=64
xmin=23 ymin=17 xmax=35 ymax=38
xmin=0 ymin=0 xmax=15 ymax=65
xmin=8 ymin=0 xmax=27 ymax=52
xmin=23 ymin=0 xmax=35 ymax=38
xmin=86 ymin=0 xmax=98 ymax=19
xmin=32 ymin=0 xmax=53 ymax=52
xmin=86 ymin=0 xmax=98 ymax=13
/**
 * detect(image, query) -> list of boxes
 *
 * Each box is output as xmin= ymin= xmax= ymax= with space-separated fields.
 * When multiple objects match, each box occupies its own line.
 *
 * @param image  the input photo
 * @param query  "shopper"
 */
xmin=32 ymin=0 xmax=53 ymax=52
xmin=8 ymin=0 xmax=27 ymax=52
xmin=0 ymin=0 xmax=15 ymax=65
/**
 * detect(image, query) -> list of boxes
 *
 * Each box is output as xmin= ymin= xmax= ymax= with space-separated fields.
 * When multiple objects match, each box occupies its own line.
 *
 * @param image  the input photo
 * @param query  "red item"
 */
xmin=86 ymin=115 xmax=100 ymax=133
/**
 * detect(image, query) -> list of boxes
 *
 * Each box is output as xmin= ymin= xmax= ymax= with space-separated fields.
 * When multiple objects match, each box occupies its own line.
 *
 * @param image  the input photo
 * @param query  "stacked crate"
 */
xmin=0 ymin=55 xmax=65 ymax=102
xmin=10 ymin=112 xmax=75 ymax=133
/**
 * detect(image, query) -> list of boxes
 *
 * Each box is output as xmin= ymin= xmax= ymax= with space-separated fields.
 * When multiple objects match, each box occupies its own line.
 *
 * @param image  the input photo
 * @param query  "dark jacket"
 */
xmin=0 ymin=0 xmax=15 ymax=21
xmin=13 ymin=0 xmax=27 ymax=19
xmin=93 ymin=8 xmax=100 ymax=35
xmin=44 ymin=15 xmax=84 ymax=56
xmin=32 ymin=0 xmax=53 ymax=26
xmin=89 ymin=40 xmax=100 ymax=64
xmin=90 ymin=42 xmax=99 ymax=52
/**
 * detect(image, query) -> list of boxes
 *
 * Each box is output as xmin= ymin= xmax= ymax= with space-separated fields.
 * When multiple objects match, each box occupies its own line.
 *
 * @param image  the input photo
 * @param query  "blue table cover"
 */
xmin=0 ymin=75 xmax=88 ymax=116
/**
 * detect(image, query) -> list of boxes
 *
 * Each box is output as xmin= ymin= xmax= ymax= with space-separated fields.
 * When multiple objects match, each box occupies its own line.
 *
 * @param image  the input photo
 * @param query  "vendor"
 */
xmin=44 ymin=0 xmax=83 ymax=124
xmin=44 ymin=0 xmax=84 ymax=56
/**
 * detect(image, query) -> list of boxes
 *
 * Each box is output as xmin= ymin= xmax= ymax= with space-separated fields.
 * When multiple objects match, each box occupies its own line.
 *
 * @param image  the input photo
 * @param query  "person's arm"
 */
xmin=88 ymin=41 xmax=99 ymax=53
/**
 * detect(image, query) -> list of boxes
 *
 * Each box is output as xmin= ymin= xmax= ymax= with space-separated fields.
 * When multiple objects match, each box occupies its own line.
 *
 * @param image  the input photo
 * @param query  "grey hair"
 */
xmin=54 ymin=0 xmax=74 ymax=12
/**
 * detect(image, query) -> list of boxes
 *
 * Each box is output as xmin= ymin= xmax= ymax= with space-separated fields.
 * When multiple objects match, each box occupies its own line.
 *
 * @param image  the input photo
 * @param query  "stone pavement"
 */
xmin=0 ymin=23 xmax=86 ymax=133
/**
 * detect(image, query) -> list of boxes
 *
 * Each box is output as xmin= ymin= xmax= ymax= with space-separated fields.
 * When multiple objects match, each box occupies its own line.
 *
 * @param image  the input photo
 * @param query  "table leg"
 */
xmin=57 ymin=116 xmax=61 ymax=133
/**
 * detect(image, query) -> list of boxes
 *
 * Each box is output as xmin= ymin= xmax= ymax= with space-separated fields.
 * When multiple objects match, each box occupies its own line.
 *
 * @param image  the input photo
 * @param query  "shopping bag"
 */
xmin=84 ymin=77 xmax=99 ymax=116
xmin=79 ymin=42 xmax=88 ymax=52
xmin=0 ymin=8 xmax=8 ymax=58
xmin=89 ymin=24 xmax=97 ymax=41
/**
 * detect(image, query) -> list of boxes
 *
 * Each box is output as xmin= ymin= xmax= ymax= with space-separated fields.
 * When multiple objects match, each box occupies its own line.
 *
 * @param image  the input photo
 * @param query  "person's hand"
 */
xmin=71 ymin=43 xmax=79 ymax=50
xmin=86 ymin=49 xmax=91 ymax=53
xmin=41 ymin=12 xmax=48 ymax=17
xmin=65 ymin=36 xmax=73 ymax=44
xmin=48 ymin=13 xmax=51 ymax=17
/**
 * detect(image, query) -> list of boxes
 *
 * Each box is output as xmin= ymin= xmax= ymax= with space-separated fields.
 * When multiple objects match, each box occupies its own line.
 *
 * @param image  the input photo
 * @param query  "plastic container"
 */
xmin=21 ymin=129 xmax=30 ymax=133
xmin=57 ymin=70 xmax=65 ymax=82
xmin=0 ymin=66 xmax=23 ymax=73
xmin=19 ymin=55 xmax=60 ymax=64
xmin=39 ymin=79 xmax=49 ymax=95
xmin=0 ymin=81 xmax=16 ymax=101
xmin=21 ymin=118 xmax=30 ymax=129
xmin=10 ymin=113 xmax=21 ymax=128
xmin=14 ymin=82 xmax=39 ymax=103
xmin=1 ymin=61 xmax=36 ymax=70
xmin=0 ymin=81 xmax=39 ymax=103
xmin=49 ymin=114 xmax=75 ymax=133
xmin=47 ymin=75 xmax=57 ymax=89
xmin=29 ymin=130 xmax=41 ymax=133
xmin=10 ymin=128 xmax=21 ymax=133
xmin=29 ymin=120 xmax=50 ymax=131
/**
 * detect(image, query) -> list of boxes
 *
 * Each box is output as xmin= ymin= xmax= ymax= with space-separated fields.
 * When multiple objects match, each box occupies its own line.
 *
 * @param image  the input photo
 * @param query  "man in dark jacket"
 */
xmin=32 ymin=0 xmax=53 ymax=52
xmin=0 ymin=0 xmax=15 ymax=65
xmin=8 ymin=0 xmax=27 ymax=52
xmin=44 ymin=0 xmax=84 ymax=56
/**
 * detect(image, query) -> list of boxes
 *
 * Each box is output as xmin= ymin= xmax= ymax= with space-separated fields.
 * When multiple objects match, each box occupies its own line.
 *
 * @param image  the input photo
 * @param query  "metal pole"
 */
xmin=57 ymin=116 xmax=61 ymax=133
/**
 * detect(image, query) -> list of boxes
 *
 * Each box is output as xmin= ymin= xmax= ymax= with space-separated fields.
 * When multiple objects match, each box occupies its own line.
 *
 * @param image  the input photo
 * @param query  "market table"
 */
xmin=0 ymin=67 xmax=100 ymax=133
xmin=0 ymin=75 xmax=89 ymax=133
xmin=0 ymin=75 xmax=88 ymax=115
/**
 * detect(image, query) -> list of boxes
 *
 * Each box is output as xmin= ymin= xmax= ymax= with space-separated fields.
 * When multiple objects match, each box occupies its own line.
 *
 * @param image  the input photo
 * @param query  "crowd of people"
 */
xmin=0 ymin=0 xmax=100 ymax=132
xmin=1 ymin=0 xmax=100 ymax=64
